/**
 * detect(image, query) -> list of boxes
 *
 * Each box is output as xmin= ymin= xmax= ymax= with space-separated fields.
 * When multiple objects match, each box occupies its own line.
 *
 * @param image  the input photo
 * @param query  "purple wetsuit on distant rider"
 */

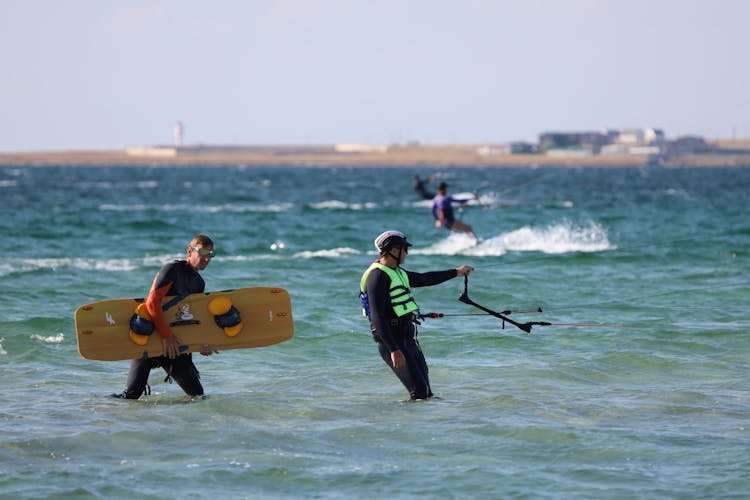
xmin=431 ymin=193 xmax=471 ymax=229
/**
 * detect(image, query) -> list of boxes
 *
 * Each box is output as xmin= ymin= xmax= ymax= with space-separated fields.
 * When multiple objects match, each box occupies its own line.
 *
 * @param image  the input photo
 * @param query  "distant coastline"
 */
xmin=2 ymin=140 xmax=750 ymax=168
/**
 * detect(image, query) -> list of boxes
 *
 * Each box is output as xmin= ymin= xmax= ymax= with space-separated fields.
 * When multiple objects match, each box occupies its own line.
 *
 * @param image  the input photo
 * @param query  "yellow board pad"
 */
xmin=75 ymin=286 xmax=293 ymax=361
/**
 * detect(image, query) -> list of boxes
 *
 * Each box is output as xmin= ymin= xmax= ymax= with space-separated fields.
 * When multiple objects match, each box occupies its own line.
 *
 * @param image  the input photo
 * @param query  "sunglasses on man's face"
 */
xmin=192 ymin=246 xmax=215 ymax=258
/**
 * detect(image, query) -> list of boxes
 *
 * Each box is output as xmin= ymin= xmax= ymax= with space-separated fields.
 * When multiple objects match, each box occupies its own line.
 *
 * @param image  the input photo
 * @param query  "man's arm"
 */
xmin=405 ymin=268 xmax=458 ymax=288
xmin=143 ymin=265 xmax=183 ymax=359
xmin=144 ymin=276 xmax=174 ymax=340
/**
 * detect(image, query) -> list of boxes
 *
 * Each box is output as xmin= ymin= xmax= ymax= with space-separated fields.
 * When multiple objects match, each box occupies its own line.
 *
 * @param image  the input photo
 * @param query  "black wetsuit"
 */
xmin=117 ymin=260 xmax=206 ymax=399
xmin=414 ymin=178 xmax=435 ymax=200
xmin=364 ymin=266 xmax=458 ymax=399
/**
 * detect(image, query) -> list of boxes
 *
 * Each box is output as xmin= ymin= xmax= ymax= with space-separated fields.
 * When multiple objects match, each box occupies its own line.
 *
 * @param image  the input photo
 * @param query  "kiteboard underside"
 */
xmin=75 ymin=286 xmax=293 ymax=361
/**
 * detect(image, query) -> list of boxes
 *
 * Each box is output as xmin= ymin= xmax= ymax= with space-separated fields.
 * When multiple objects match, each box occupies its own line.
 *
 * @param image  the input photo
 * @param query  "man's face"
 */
xmin=398 ymin=245 xmax=409 ymax=265
xmin=187 ymin=244 xmax=214 ymax=271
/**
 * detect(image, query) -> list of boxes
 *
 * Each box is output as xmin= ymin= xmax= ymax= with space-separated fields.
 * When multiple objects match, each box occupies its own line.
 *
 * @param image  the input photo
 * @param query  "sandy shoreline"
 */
xmin=1 ymin=144 xmax=750 ymax=168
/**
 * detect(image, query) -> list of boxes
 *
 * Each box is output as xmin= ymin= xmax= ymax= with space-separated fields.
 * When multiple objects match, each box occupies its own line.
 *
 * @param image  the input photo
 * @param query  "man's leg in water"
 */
xmin=450 ymin=220 xmax=479 ymax=241
xmin=378 ymin=340 xmax=432 ymax=400
xmin=166 ymin=354 xmax=204 ymax=397
xmin=114 ymin=357 xmax=159 ymax=399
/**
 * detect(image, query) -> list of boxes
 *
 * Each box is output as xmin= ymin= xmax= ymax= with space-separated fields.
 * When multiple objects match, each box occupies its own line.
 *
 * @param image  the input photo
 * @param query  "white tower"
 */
xmin=174 ymin=121 xmax=184 ymax=147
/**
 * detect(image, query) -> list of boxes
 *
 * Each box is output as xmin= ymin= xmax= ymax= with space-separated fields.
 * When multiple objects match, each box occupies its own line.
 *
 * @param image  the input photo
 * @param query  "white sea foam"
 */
xmin=293 ymin=247 xmax=361 ymax=259
xmin=96 ymin=202 xmax=287 ymax=212
xmin=78 ymin=181 xmax=114 ymax=189
xmin=0 ymin=338 xmax=6 ymax=355
xmin=101 ymin=199 xmax=381 ymax=212
xmin=99 ymin=203 xmax=150 ymax=211
xmin=142 ymin=254 xmax=180 ymax=267
xmin=222 ymin=254 xmax=283 ymax=262
xmin=350 ymin=202 xmax=377 ymax=210
xmin=0 ymin=258 xmax=138 ymax=275
xmin=308 ymin=200 xmax=377 ymax=210
xmin=31 ymin=333 xmax=65 ymax=343
xmin=416 ymin=220 xmax=613 ymax=256
xmin=498 ymin=220 xmax=613 ymax=254
xmin=414 ymin=233 xmax=480 ymax=256
xmin=99 ymin=202 xmax=293 ymax=213
xmin=664 ymin=188 xmax=690 ymax=198
xmin=309 ymin=200 xmax=348 ymax=209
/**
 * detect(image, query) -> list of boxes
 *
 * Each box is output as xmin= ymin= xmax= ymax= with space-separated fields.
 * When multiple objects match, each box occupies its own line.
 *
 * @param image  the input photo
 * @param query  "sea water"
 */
xmin=0 ymin=165 xmax=748 ymax=499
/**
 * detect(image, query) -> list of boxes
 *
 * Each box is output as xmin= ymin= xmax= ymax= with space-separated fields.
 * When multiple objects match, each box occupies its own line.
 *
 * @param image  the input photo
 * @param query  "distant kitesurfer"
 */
xmin=359 ymin=230 xmax=474 ymax=400
xmin=431 ymin=182 xmax=479 ymax=241
xmin=413 ymin=174 xmax=436 ymax=200
xmin=111 ymin=234 xmax=219 ymax=399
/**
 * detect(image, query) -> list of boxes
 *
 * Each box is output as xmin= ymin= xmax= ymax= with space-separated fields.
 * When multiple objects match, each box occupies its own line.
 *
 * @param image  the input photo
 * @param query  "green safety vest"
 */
xmin=360 ymin=262 xmax=420 ymax=318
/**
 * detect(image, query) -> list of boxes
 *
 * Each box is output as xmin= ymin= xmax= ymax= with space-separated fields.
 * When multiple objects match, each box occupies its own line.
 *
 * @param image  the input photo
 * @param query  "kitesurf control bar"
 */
xmin=418 ymin=277 xmax=624 ymax=333
xmin=455 ymin=277 xmax=625 ymax=333
xmin=458 ymin=276 xmax=534 ymax=333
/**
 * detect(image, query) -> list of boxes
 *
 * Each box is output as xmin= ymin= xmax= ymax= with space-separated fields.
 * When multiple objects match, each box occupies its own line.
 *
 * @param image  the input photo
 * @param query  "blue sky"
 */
xmin=2 ymin=0 xmax=749 ymax=151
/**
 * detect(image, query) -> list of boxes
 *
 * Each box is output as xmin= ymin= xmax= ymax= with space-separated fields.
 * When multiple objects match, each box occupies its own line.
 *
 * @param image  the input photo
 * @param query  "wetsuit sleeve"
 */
xmin=405 ymin=268 xmax=458 ymax=288
xmin=144 ymin=264 xmax=178 ymax=340
xmin=365 ymin=268 xmax=400 ymax=353
xmin=431 ymin=199 xmax=439 ymax=220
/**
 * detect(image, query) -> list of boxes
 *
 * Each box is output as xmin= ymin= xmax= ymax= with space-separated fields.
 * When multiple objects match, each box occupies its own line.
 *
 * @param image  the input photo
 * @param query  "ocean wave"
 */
xmin=98 ymin=199 xmax=382 ymax=213
xmin=99 ymin=202 xmax=293 ymax=213
xmin=413 ymin=233 xmax=481 ymax=255
xmin=498 ymin=220 xmax=613 ymax=254
xmin=222 ymin=254 xmax=284 ymax=262
xmin=0 ymin=258 xmax=139 ymax=276
xmin=307 ymin=200 xmax=377 ymax=210
xmin=293 ymin=247 xmax=362 ymax=259
xmin=30 ymin=333 xmax=65 ymax=344
xmin=0 ymin=248 xmax=376 ymax=276
xmin=416 ymin=220 xmax=613 ymax=256
xmin=663 ymin=188 xmax=690 ymax=198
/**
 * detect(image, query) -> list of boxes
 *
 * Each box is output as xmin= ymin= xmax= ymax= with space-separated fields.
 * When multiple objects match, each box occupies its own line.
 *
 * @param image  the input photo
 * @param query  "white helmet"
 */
xmin=374 ymin=230 xmax=412 ymax=253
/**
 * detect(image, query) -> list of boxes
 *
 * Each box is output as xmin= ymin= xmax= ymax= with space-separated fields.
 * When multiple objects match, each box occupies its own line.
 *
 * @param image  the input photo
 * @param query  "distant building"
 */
xmin=174 ymin=121 xmax=184 ymax=147
xmin=540 ymin=128 xmax=669 ymax=157
xmin=616 ymin=129 xmax=644 ymax=145
xmin=538 ymin=131 xmax=611 ymax=153
xmin=644 ymin=128 xmax=666 ymax=145
xmin=477 ymin=142 xmax=537 ymax=156
xmin=477 ymin=144 xmax=509 ymax=156
xmin=545 ymin=147 xmax=594 ymax=158
xmin=668 ymin=136 xmax=710 ymax=155
xmin=510 ymin=141 xmax=537 ymax=154
xmin=614 ymin=128 xmax=665 ymax=146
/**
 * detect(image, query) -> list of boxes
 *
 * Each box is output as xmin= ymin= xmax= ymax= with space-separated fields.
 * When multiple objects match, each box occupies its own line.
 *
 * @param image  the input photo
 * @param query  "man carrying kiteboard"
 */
xmin=111 ymin=234 xmax=219 ymax=399
xmin=359 ymin=230 xmax=474 ymax=400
